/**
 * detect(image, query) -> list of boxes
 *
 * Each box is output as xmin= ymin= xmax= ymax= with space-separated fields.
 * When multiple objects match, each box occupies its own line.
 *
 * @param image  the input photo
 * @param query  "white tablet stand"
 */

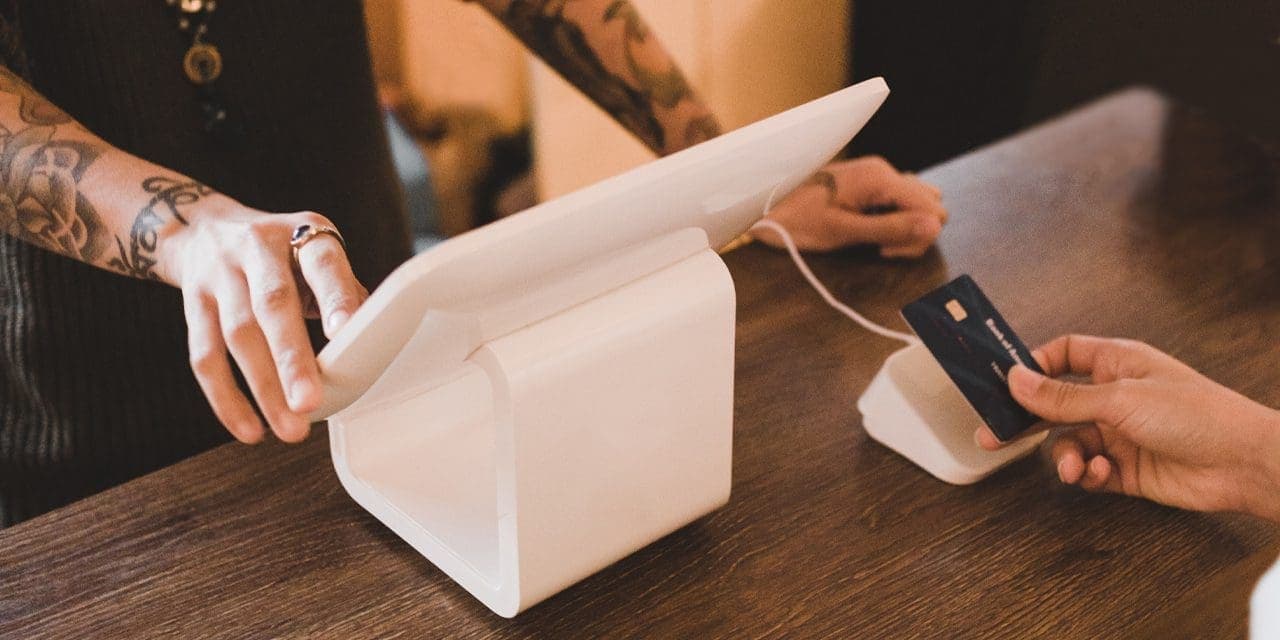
xmin=858 ymin=343 xmax=1046 ymax=485
xmin=311 ymin=79 xmax=891 ymax=616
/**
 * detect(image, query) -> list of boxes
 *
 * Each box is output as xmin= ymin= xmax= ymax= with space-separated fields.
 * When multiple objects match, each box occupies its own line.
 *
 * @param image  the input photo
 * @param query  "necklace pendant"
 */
xmin=183 ymin=43 xmax=223 ymax=85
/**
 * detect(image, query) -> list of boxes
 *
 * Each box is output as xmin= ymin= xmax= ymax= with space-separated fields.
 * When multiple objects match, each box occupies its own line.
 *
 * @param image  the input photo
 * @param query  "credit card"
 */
xmin=901 ymin=275 xmax=1044 ymax=442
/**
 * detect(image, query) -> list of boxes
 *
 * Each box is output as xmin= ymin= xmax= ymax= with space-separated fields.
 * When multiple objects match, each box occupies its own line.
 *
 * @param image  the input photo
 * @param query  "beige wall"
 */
xmin=370 ymin=0 xmax=530 ymax=133
xmin=366 ymin=0 xmax=852 ymax=200
xmin=363 ymin=0 xmax=404 ymax=86
xmin=532 ymin=0 xmax=851 ymax=199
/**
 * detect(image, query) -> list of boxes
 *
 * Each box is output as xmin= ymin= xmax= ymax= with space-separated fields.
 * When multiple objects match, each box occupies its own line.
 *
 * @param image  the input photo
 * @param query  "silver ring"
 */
xmin=290 ymin=224 xmax=346 ymax=265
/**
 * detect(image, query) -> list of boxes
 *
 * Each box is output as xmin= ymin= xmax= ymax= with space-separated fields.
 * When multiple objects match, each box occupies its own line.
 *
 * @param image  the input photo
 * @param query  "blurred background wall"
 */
xmin=363 ymin=1 xmax=1280 ymax=245
xmin=849 ymin=0 xmax=1280 ymax=170
xmin=530 ymin=0 xmax=850 ymax=199
xmin=362 ymin=0 xmax=850 ymax=242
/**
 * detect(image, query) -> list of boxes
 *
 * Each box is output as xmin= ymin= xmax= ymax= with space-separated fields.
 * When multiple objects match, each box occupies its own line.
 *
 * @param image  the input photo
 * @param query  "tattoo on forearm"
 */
xmin=805 ymin=169 xmax=899 ymax=215
xmin=805 ymin=170 xmax=840 ymax=207
xmin=0 ymin=67 xmax=109 ymax=262
xmin=684 ymin=115 xmax=721 ymax=148
xmin=0 ymin=67 xmax=210 ymax=282
xmin=498 ymin=0 xmax=721 ymax=153
xmin=503 ymin=1 xmax=664 ymax=150
xmin=602 ymin=1 xmax=691 ymax=109
xmin=108 ymin=177 xmax=209 ymax=281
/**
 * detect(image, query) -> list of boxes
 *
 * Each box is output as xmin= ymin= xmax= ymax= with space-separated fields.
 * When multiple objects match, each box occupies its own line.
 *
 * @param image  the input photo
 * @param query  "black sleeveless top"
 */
xmin=0 ymin=0 xmax=412 ymax=525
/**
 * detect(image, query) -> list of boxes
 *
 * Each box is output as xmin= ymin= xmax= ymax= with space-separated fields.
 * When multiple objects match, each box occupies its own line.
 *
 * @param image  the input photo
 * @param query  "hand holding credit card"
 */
xmin=901 ymin=275 xmax=1044 ymax=442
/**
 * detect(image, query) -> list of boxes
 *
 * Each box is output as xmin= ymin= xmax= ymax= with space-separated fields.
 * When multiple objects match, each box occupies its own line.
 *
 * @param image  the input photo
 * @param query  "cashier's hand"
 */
xmin=168 ymin=200 xmax=369 ymax=445
xmin=753 ymin=156 xmax=947 ymax=256
xmin=975 ymin=335 xmax=1280 ymax=522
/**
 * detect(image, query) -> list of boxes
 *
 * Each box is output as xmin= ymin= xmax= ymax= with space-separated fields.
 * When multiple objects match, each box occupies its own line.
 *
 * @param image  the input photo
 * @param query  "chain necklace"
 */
xmin=163 ymin=0 xmax=241 ymax=145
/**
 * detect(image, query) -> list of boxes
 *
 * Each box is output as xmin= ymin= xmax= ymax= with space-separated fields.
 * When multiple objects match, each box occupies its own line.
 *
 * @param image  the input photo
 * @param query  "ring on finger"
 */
xmin=290 ymin=223 xmax=346 ymax=267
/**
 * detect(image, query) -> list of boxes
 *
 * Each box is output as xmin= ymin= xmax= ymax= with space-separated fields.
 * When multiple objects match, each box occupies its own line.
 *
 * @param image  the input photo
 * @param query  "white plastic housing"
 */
xmin=858 ymin=343 xmax=1046 ymax=485
xmin=314 ymin=79 xmax=892 ymax=616
xmin=330 ymin=242 xmax=733 ymax=616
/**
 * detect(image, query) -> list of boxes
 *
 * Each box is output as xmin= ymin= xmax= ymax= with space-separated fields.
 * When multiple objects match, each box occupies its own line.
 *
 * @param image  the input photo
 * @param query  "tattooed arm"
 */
xmin=471 ymin=0 xmax=719 ymax=155
xmin=0 ymin=66 xmax=366 ymax=444
xmin=0 ymin=66 xmax=132 ymax=268
xmin=469 ymin=1 xmax=948 ymax=254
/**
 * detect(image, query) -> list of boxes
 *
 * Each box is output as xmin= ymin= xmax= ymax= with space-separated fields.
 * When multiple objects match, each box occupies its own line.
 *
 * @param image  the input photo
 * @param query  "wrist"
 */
xmin=86 ymin=156 xmax=244 ymax=286
xmin=154 ymin=188 xmax=243 ymax=286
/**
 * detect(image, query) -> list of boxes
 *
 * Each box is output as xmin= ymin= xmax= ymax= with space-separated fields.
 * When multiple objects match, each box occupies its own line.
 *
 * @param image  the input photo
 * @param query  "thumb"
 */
xmin=1008 ymin=365 xmax=1116 ymax=425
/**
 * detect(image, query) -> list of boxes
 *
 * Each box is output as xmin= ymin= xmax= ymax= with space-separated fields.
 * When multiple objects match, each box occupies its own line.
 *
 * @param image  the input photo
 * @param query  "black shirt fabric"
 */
xmin=0 ymin=0 xmax=412 ymax=526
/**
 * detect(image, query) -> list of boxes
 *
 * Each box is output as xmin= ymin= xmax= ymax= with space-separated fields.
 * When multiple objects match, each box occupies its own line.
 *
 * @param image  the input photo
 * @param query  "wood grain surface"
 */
xmin=2 ymin=88 xmax=1278 ymax=639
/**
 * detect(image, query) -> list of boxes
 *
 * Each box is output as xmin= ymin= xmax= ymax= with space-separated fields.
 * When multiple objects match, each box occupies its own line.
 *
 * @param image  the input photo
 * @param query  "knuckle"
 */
xmin=1112 ymin=338 xmax=1146 ymax=354
xmin=897 ymin=219 xmax=923 ymax=242
xmin=858 ymin=155 xmax=893 ymax=172
xmin=253 ymin=282 xmax=295 ymax=314
xmin=309 ymin=246 xmax=346 ymax=271
xmin=188 ymin=346 xmax=221 ymax=376
xmin=222 ymin=220 xmax=257 ymax=249
xmin=1064 ymin=333 xmax=1091 ymax=353
xmin=1103 ymin=338 xmax=1150 ymax=370
xmin=1099 ymin=336 xmax=1142 ymax=355
xmin=221 ymin=310 xmax=258 ymax=342
xmin=274 ymin=348 xmax=308 ymax=376
xmin=825 ymin=158 xmax=856 ymax=172
xmin=245 ymin=217 xmax=277 ymax=243
xmin=1127 ymin=340 xmax=1159 ymax=359
xmin=320 ymin=289 xmax=360 ymax=313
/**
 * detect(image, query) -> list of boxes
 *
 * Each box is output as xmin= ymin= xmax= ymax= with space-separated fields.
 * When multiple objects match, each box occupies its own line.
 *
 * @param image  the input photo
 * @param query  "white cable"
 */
xmin=750 ymin=217 xmax=919 ymax=346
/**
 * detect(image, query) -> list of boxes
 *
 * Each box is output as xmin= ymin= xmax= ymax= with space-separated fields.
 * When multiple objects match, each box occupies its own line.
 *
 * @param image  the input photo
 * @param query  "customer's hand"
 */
xmin=976 ymin=335 xmax=1280 ymax=521
xmin=753 ymin=156 xmax=947 ymax=256
xmin=167 ymin=200 xmax=368 ymax=444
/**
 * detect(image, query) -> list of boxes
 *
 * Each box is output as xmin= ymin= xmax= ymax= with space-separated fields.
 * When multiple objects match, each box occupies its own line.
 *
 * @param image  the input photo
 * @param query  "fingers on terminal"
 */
xmin=246 ymin=269 xmax=321 ymax=415
xmin=291 ymin=220 xmax=365 ymax=339
xmin=218 ymin=281 xmax=311 ymax=443
xmin=184 ymin=288 xmax=266 ymax=444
